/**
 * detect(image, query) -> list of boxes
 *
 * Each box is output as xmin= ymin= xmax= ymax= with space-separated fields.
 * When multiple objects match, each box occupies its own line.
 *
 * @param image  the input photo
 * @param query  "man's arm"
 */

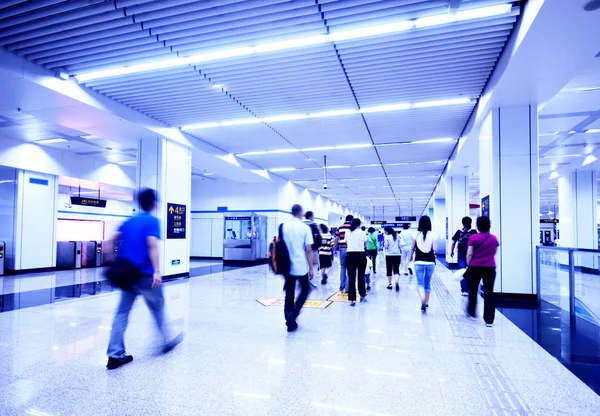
xmin=305 ymin=244 xmax=314 ymax=279
xmin=148 ymin=236 xmax=161 ymax=288
xmin=450 ymin=241 xmax=457 ymax=257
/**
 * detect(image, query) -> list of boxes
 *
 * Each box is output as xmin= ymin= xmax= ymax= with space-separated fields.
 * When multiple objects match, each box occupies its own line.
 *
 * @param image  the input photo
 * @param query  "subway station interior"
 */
xmin=1 ymin=0 xmax=600 ymax=415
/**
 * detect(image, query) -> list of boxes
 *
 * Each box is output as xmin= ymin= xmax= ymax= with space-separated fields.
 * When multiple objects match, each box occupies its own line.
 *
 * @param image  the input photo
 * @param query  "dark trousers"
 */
xmin=346 ymin=251 xmax=367 ymax=301
xmin=467 ymin=266 xmax=496 ymax=324
xmin=367 ymin=249 xmax=378 ymax=273
xmin=284 ymin=274 xmax=311 ymax=327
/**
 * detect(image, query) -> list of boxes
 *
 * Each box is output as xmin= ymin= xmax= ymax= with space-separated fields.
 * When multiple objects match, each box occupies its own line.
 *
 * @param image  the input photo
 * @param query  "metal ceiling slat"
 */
xmin=65 ymin=50 xmax=173 ymax=72
xmin=203 ymin=57 xmax=341 ymax=80
xmin=107 ymin=82 xmax=214 ymax=100
xmin=323 ymin=0 xmax=447 ymax=22
xmin=211 ymin=64 xmax=346 ymax=87
xmin=46 ymin=43 xmax=166 ymax=69
xmin=349 ymin=64 xmax=494 ymax=84
xmin=0 ymin=0 xmax=107 ymax=30
xmin=96 ymin=73 xmax=202 ymax=94
xmin=351 ymin=76 xmax=490 ymax=93
xmin=0 ymin=10 xmax=131 ymax=46
xmin=5 ymin=18 xmax=137 ymax=52
xmin=83 ymin=66 xmax=195 ymax=87
xmin=24 ymin=28 xmax=151 ymax=59
xmin=0 ymin=0 xmax=70 ymax=19
xmin=119 ymin=92 xmax=232 ymax=107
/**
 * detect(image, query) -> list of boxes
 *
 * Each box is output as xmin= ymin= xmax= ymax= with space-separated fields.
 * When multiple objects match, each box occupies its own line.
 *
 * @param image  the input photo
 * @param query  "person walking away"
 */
xmin=451 ymin=217 xmax=477 ymax=294
xmin=400 ymin=224 xmax=414 ymax=276
xmin=304 ymin=211 xmax=322 ymax=289
xmin=465 ymin=216 xmax=499 ymax=327
xmin=384 ymin=226 xmax=402 ymax=291
xmin=106 ymin=188 xmax=182 ymax=370
xmin=365 ymin=254 xmax=373 ymax=291
xmin=377 ymin=231 xmax=384 ymax=251
xmin=409 ymin=216 xmax=437 ymax=312
xmin=319 ymin=224 xmax=334 ymax=284
xmin=345 ymin=218 xmax=368 ymax=306
xmin=267 ymin=235 xmax=277 ymax=272
xmin=366 ymin=227 xmax=379 ymax=274
xmin=335 ymin=215 xmax=354 ymax=293
xmin=282 ymin=204 xmax=315 ymax=332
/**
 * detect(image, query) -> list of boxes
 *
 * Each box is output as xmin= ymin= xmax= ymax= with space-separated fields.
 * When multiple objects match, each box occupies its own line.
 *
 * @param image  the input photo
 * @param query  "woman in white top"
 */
xmin=409 ymin=216 xmax=437 ymax=312
xmin=400 ymin=223 xmax=414 ymax=276
xmin=345 ymin=218 xmax=368 ymax=306
xmin=384 ymin=226 xmax=403 ymax=291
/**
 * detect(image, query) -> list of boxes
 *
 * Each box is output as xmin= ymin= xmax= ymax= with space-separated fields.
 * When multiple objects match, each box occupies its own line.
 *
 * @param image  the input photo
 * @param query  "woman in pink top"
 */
xmin=466 ymin=216 xmax=500 ymax=327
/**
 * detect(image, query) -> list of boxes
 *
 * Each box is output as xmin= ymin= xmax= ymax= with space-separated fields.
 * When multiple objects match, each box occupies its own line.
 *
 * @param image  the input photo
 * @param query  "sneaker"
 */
xmin=350 ymin=301 xmax=356 ymax=307
xmin=106 ymin=355 xmax=133 ymax=370
xmin=163 ymin=333 xmax=184 ymax=354
xmin=408 ymin=268 xmax=413 ymax=276
xmin=387 ymin=284 xmax=393 ymax=290
xmin=421 ymin=304 xmax=427 ymax=312
xmin=321 ymin=278 xmax=327 ymax=285
xmin=485 ymin=323 xmax=493 ymax=328
xmin=461 ymin=292 xmax=468 ymax=297
xmin=287 ymin=322 xmax=299 ymax=332
xmin=395 ymin=283 xmax=400 ymax=292
xmin=404 ymin=272 xmax=409 ymax=276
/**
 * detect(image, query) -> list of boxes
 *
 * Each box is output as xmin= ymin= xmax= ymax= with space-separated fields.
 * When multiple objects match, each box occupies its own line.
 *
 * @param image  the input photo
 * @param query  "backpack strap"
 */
xmin=278 ymin=223 xmax=284 ymax=240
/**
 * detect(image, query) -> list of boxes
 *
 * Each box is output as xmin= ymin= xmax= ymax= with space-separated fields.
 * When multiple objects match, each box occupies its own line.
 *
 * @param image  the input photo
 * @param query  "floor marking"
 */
xmin=256 ymin=298 xmax=332 ymax=309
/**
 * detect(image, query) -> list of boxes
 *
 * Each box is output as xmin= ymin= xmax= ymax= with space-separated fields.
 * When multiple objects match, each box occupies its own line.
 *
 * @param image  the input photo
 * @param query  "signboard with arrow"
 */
xmin=167 ymin=203 xmax=186 ymax=239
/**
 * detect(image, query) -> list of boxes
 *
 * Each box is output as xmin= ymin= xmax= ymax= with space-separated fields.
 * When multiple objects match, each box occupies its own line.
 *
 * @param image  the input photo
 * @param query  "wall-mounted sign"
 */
xmin=167 ymin=203 xmax=187 ymax=239
xmin=171 ymin=259 xmax=181 ymax=265
xmin=70 ymin=196 xmax=107 ymax=208
xmin=395 ymin=216 xmax=417 ymax=222
xmin=371 ymin=221 xmax=386 ymax=225
xmin=481 ymin=195 xmax=490 ymax=217
xmin=540 ymin=219 xmax=559 ymax=223
xmin=217 ymin=206 xmax=228 ymax=212
xmin=382 ymin=222 xmax=410 ymax=228
xmin=225 ymin=216 xmax=251 ymax=221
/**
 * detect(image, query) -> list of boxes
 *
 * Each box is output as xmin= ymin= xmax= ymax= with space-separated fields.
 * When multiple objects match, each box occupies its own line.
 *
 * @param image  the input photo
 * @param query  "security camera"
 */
xmin=323 ymin=183 xmax=328 ymax=190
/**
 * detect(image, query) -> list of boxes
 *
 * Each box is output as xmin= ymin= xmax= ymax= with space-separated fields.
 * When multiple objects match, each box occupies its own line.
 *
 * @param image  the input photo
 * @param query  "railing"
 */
xmin=537 ymin=246 xmax=600 ymax=325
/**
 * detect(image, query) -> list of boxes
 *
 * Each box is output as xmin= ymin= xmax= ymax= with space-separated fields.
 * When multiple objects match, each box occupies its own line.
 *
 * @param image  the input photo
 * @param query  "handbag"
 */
xmin=105 ymin=256 xmax=142 ymax=290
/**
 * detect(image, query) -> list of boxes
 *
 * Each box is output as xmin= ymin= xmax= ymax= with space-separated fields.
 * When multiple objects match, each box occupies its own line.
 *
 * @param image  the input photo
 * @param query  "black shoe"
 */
xmin=395 ymin=283 xmax=400 ymax=292
xmin=287 ymin=322 xmax=298 ymax=332
xmin=409 ymin=268 xmax=413 ymax=275
xmin=163 ymin=333 xmax=184 ymax=354
xmin=387 ymin=284 xmax=393 ymax=290
xmin=321 ymin=278 xmax=327 ymax=285
xmin=425 ymin=304 xmax=429 ymax=308
xmin=106 ymin=355 xmax=133 ymax=370
xmin=367 ymin=285 xmax=371 ymax=291
xmin=421 ymin=304 xmax=427 ymax=312
xmin=404 ymin=272 xmax=409 ymax=276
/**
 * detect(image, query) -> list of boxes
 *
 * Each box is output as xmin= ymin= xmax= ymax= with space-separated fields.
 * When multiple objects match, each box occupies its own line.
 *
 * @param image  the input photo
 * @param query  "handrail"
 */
xmin=536 ymin=245 xmax=600 ymax=254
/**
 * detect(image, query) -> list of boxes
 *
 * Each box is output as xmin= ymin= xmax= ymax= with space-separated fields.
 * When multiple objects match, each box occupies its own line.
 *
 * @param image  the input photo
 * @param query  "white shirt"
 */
xmin=401 ymin=231 xmax=413 ymax=251
xmin=282 ymin=218 xmax=313 ymax=276
xmin=413 ymin=231 xmax=438 ymax=264
xmin=346 ymin=228 xmax=367 ymax=252
xmin=384 ymin=234 xmax=401 ymax=256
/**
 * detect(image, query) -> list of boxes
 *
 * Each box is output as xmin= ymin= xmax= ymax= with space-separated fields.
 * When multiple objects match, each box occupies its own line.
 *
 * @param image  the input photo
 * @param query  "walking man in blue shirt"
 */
xmin=106 ymin=188 xmax=182 ymax=369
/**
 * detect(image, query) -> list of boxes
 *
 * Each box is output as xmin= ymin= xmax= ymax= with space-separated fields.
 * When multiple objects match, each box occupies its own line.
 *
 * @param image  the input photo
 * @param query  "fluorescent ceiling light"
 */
xmin=585 ymin=129 xmax=600 ymax=133
xmin=582 ymin=154 xmax=598 ymax=166
xmin=568 ymin=130 xmax=577 ymax=134
xmin=74 ymin=4 xmax=513 ymax=82
xmin=543 ymin=154 xmax=581 ymax=158
xmin=212 ymin=84 xmax=223 ymax=88
xmin=203 ymin=172 xmax=214 ymax=176
xmin=269 ymin=167 xmax=297 ymax=172
xmin=37 ymin=138 xmax=67 ymax=144
xmin=120 ymin=160 xmax=137 ymax=165
xmin=181 ymin=99 xmax=472 ymax=131
xmin=539 ymin=132 xmax=559 ymax=136
xmin=81 ymin=135 xmax=100 ymax=140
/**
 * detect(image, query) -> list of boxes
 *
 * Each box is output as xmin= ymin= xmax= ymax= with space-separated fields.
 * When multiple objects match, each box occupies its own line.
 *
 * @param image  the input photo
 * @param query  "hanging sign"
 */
xmin=371 ymin=221 xmax=386 ymax=225
xmin=540 ymin=219 xmax=559 ymax=223
xmin=70 ymin=196 xmax=107 ymax=208
xmin=167 ymin=203 xmax=187 ymax=239
xmin=395 ymin=216 xmax=416 ymax=221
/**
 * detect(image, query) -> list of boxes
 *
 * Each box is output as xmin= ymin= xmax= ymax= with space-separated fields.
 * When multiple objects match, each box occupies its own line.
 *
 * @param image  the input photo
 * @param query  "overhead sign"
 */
xmin=481 ymin=195 xmax=490 ymax=217
xmin=540 ymin=219 xmax=559 ymax=223
xmin=225 ymin=216 xmax=251 ymax=221
xmin=395 ymin=216 xmax=417 ymax=221
xmin=167 ymin=203 xmax=187 ymax=239
xmin=382 ymin=222 xmax=410 ymax=228
xmin=371 ymin=221 xmax=386 ymax=225
xmin=70 ymin=196 xmax=107 ymax=208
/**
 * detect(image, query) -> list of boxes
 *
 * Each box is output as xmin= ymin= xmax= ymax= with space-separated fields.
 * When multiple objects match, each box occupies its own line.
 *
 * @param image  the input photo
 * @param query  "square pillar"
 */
xmin=558 ymin=170 xmax=597 ymax=249
xmin=445 ymin=176 xmax=469 ymax=264
xmin=433 ymin=197 xmax=446 ymax=256
xmin=138 ymin=137 xmax=192 ymax=278
xmin=479 ymin=105 xmax=539 ymax=296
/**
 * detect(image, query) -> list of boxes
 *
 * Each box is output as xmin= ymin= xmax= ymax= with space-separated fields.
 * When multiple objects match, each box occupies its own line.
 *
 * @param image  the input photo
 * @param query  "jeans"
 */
xmin=339 ymin=248 xmax=348 ymax=290
xmin=346 ymin=251 xmax=367 ymax=301
xmin=284 ymin=274 xmax=311 ymax=327
xmin=366 ymin=249 xmax=378 ymax=273
xmin=415 ymin=263 xmax=435 ymax=293
xmin=467 ymin=266 xmax=496 ymax=324
xmin=457 ymin=251 xmax=467 ymax=270
xmin=107 ymin=277 xmax=169 ymax=359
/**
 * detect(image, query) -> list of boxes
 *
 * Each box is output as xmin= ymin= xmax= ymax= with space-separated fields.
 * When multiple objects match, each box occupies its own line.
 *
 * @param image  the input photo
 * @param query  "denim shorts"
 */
xmin=415 ymin=263 xmax=435 ymax=293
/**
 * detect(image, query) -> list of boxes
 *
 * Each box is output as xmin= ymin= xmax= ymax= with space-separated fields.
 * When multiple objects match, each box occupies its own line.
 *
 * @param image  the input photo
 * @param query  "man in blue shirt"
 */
xmin=106 ymin=188 xmax=182 ymax=369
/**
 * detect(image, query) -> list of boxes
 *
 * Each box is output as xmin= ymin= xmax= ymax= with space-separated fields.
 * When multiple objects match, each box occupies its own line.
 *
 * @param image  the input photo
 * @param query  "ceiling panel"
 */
xmin=539 ymin=116 xmax=590 ymax=134
xmin=377 ymin=142 xmax=455 ymax=164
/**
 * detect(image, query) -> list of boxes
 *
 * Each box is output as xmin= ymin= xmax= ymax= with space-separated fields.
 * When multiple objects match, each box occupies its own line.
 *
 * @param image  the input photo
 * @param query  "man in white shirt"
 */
xmin=282 ymin=204 xmax=314 ymax=332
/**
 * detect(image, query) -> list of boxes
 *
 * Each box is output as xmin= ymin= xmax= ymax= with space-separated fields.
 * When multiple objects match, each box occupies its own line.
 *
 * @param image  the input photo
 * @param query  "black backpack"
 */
xmin=272 ymin=223 xmax=291 ymax=276
xmin=457 ymin=229 xmax=474 ymax=253
xmin=309 ymin=222 xmax=322 ymax=250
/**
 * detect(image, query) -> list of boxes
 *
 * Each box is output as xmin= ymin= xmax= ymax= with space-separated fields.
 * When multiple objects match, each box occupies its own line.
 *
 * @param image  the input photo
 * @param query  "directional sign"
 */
xmin=167 ymin=203 xmax=186 ymax=239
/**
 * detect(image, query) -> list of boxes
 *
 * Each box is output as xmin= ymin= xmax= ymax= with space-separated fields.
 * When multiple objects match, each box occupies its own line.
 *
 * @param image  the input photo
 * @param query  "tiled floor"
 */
xmin=1 ymin=258 xmax=599 ymax=415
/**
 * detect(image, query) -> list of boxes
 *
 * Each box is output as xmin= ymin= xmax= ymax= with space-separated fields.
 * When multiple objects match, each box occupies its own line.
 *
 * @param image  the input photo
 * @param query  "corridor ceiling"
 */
xmin=0 ymin=0 xmax=522 ymax=216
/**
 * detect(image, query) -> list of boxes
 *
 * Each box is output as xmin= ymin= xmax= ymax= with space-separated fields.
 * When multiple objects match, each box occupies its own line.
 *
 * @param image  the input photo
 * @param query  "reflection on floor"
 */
xmin=1 ymin=261 xmax=599 ymax=415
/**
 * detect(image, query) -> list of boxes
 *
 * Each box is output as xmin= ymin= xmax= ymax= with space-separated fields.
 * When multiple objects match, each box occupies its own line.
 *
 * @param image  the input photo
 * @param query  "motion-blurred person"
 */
xmin=366 ymin=227 xmax=379 ymax=274
xmin=451 ymin=217 xmax=477 ymax=275
xmin=282 ymin=204 xmax=314 ymax=332
xmin=410 ymin=216 xmax=437 ymax=312
xmin=384 ymin=226 xmax=402 ymax=291
xmin=378 ymin=231 xmax=384 ymax=251
xmin=304 ymin=211 xmax=322 ymax=289
xmin=319 ymin=224 xmax=334 ymax=284
xmin=365 ymin=254 xmax=373 ymax=291
xmin=345 ymin=218 xmax=368 ymax=306
xmin=400 ymin=224 xmax=414 ymax=276
xmin=335 ymin=215 xmax=354 ymax=293
xmin=106 ymin=188 xmax=182 ymax=370
xmin=465 ymin=216 xmax=500 ymax=327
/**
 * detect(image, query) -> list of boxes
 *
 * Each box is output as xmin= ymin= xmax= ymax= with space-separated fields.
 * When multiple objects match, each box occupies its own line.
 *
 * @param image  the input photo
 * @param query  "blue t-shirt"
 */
xmin=118 ymin=212 xmax=161 ymax=276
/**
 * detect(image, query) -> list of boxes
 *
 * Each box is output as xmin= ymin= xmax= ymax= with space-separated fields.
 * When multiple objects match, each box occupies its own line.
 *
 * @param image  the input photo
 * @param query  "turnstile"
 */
xmin=81 ymin=241 xmax=102 ymax=268
xmin=56 ymin=241 xmax=82 ymax=269
xmin=0 ymin=241 xmax=5 ymax=276
xmin=101 ymin=240 xmax=118 ymax=265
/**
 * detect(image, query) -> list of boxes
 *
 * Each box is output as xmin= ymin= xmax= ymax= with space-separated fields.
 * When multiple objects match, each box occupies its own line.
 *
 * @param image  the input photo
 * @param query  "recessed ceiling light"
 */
xmin=74 ymin=4 xmax=513 ymax=82
xmin=37 ymin=138 xmax=67 ymax=144
xmin=582 ymin=155 xmax=598 ymax=166
xmin=81 ymin=134 xmax=100 ymax=140
xmin=120 ymin=160 xmax=137 ymax=165
xmin=203 ymin=172 xmax=214 ymax=176
xmin=585 ymin=129 xmax=600 ymax=134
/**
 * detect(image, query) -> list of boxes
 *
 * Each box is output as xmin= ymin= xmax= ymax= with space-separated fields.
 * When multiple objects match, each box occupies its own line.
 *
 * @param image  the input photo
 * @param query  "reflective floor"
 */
xmin=1 ymin=259 xmax=599 ymax=415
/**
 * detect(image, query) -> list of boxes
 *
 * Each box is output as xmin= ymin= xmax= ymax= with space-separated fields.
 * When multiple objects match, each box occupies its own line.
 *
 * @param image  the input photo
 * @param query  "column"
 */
xmin=138 ymin=137 xmax=192 ymax=278
xmin=479 ymin=105 xmax=539 ymax=296
xmin=433 ymin=196 xmax=446 ymax=256
xmin=445 ymin=176 xmax=469 ymax=264
xmin=558 ymin=170 xmax=597 ymax=249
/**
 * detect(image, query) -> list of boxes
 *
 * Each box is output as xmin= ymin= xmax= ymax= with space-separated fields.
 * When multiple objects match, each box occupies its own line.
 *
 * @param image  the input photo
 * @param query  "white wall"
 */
xmin=0 ymin=136 xmax=135 ymax=188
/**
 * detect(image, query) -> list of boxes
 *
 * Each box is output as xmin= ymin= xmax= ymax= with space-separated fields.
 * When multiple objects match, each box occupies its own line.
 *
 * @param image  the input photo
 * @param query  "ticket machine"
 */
xmin=223 ymin=213 xmax=267 ymax=262
xmin=56 ymin=241 xmax=82 ymax=269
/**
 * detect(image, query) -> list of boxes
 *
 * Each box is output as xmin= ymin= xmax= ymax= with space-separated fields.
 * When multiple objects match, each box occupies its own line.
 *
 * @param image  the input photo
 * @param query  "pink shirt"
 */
xmin=468 ymin=232 xmax=499 ymax=267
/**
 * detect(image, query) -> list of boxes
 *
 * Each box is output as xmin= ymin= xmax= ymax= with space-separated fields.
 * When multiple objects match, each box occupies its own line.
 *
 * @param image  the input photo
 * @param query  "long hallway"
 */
xmin=1 ymin=261 xmax=598 ymax=416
